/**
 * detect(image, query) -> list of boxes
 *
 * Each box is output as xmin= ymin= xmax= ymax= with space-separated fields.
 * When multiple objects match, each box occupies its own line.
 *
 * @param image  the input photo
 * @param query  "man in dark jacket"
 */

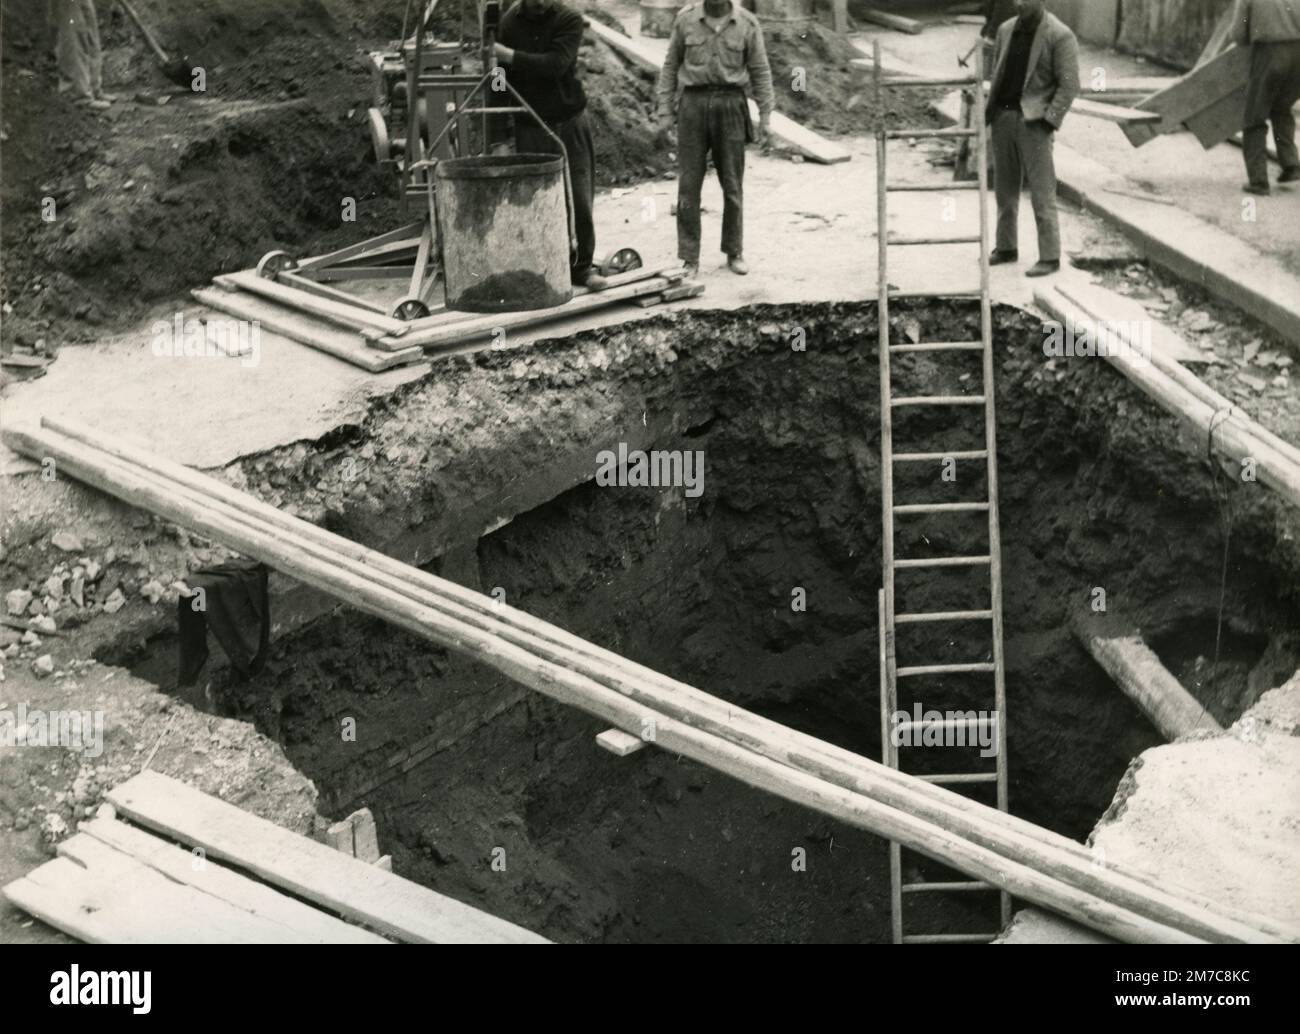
xmin=986 ymin=0 xmax=1079 ymax=277
xmin=1235 ymin=0 xmax=1300 ymax=194
xmin=492 ymin=0 xmax=605 ymax=288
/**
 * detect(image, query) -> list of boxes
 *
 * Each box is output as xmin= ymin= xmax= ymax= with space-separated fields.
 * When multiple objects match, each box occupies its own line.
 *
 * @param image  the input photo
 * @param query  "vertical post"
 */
xmin=973 ymin=53 xmax=1012 ymax=930
xmin=880 ymin=589 xmax=903 ymax=944
xmin=875 ymin=39 xmax=904 ymax=947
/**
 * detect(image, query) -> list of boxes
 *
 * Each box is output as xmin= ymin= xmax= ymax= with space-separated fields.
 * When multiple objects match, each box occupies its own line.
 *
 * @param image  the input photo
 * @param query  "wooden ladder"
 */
xmin=871 ymin=41 xmax=1011 ymax=945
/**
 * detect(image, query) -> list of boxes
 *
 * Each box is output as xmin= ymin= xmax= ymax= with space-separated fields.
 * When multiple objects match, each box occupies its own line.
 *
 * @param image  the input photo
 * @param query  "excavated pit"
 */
xmin=115 ymin=301 xmax=1300 ymax=943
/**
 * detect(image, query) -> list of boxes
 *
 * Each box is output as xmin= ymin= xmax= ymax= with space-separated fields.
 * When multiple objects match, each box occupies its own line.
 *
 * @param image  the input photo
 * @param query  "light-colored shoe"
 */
xmin=682 ymin=261 xmax=699 ymax=279
xmin=727 ymin=255 xmax=749 ymax=276
xmin=581 ymin=270 xmax=609 ymax=291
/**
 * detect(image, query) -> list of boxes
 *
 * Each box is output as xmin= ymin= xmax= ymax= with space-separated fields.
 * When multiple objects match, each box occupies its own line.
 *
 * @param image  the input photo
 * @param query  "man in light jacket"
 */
xmin=986 ymin=0 xmax=1079 ymax=277
xmin=1234 ymin=0 xmax=1300 ymax=194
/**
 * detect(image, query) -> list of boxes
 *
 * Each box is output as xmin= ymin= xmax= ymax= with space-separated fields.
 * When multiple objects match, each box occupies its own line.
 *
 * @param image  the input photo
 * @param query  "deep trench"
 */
xmin=116 ymin=301 xmax=1300 ymax=944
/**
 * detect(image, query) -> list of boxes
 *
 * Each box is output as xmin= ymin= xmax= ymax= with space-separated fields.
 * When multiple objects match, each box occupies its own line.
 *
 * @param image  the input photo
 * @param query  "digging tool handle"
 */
xmin=117 ymin=0 xmax=172 ymax=64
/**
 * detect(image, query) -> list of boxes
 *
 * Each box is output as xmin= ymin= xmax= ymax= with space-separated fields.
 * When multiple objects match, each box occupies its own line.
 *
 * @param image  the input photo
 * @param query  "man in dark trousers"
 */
xmin=1235 ymin=0 xmax=1300 ymax=194
xmin=986 ymin=0 xmax=1079 ymax=278
xmin=657 ymin=0 xmax=775 ymax=278
xmin=492 ymin=0 xmax=605 ymax=289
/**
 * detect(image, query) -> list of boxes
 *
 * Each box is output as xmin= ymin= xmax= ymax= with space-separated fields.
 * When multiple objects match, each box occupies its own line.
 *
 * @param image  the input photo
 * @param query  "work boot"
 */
xmin=581 ymin=270 xmax=609 ymax=291
xmin=1025 ymin=260 xmax=1060 ymax=278
xmin=1242 ymin=181 xmax=1271 ymax=196
xmin=1279 ymin=167 xmax=1300 ymax=184
xmin=726 ymin=255 xmax=749 ymax=276
xmin=989 ymin=249 xmax=1018 ymax=266
xmin=682 ymin=261 xmax=699 ymax=279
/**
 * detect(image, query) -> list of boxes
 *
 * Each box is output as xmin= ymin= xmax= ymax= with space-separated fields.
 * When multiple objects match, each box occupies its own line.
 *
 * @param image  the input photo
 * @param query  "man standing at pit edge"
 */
xmin=492 ymin=0 xmax=607 ymax=290
xmin=986 ymin=0 xmax=1079 ymax=278
xmin=1234 ymin=0 xmax=1300 ymax=196
xmin=657 ymin=0 xmax=775 ymax=278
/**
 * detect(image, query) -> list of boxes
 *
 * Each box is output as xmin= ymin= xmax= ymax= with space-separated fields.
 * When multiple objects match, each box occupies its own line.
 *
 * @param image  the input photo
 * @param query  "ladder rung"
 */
xmin=902 ymin=933 xmax=998 ymax=944
xmin=894 ymin=502 xmax=990 ymax=515
xmin=891 ymin=396 xmax=986 ymax=408
xmin=902 ymin=881 xmax=996 ymax=894
xmin=886 ymin=128 xmax=976 ymax=139
xmin=895 ymin=556 xmax=991 ymax=569
xmin=896 ymin=663 xmax=996 ymax=678
xmin=895 ymin=609 xmax=995 ymax=624
xmin=885 ymin=181 xmax=980 ymax=192
xmin=894 ymin=451 xmax=988 ymax=463
xmin=917 ymin=773 xmax=999 ymax=785
xmin=888 ymin=290 xmax=982 ymax=300
xmin=889 ymin=341 xmax=985 ymax=353
xmin=880 ymin=76 xmax=978 ymax=89
xmin=886 ymin=235 xmax=982 ymax=246
xmin=895 ymin=716 xmax=998 ymax=733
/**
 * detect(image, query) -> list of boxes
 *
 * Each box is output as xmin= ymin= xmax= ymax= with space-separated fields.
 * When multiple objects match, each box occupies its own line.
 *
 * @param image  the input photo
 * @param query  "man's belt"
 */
xmin=684 ymin=83 xmax=744 ymax=93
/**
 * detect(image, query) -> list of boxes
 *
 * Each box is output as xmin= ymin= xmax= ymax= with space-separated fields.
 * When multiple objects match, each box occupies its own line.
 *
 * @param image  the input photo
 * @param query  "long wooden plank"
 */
xmin=1072 ymin=97 xmax=1163 ymax=125
xmin=220 ymin=269 xmax=412 ymax=336
xmin=858 ymin=8 xmax=923 ymax=34
xmin=4 ymin=833 xmax=380 ymax=944
xmin=78 ymin=817 xmax=389 ymax=943
xmin=1035 ymin=285 xmax=1300 ymax=509
xmin=19 ymin=422 xmax=1294 ymax=945
xmin=192 ymin=288 xmax=425 ymax=372
xmin=380 ymin=274 xmax=694 ymax=350
xmin=582 ymin=17 xmax=850 ymax=164
xmin=1076 ymin=632 xmax=1224 ymax=741
xmin=106 ymin=771 xmax=548 ymax=944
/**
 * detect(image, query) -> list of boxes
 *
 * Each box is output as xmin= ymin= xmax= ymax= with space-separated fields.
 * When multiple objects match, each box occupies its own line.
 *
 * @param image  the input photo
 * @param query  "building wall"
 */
xmin=1116 ymin=0 xmax=1233 ymax=69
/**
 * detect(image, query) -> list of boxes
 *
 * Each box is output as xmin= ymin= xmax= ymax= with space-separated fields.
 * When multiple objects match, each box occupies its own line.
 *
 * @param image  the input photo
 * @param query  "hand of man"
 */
xmin=756 ymin=115 xmax=771 ymax=152
xmin=658 ymin=110 xmax=675 ymax=142
xmin=492 ymin=42 xmax=513 ymax=65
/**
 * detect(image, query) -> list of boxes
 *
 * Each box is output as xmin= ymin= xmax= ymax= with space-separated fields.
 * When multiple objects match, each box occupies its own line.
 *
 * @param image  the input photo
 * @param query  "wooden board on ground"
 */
xmin=193 ymin=288 xmax=426 ymax=372
xmin=582 ymin=17 xmax=850 ymax=164
xmin=219 ymin=269 xmax=412 ymax=336
xmin=106 ymin=771 xmax=548 ymax=944
xmin=1122 ymin=46 xmax=1252 ymax=147
xmin=3 ymin=825 xmax=390 ymax=944
xmin=858 ymin=8 xmax=923 ymax=34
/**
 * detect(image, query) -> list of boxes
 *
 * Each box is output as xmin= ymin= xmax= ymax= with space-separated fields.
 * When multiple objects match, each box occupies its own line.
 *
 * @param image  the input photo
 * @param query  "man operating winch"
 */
xmin=488 ymin=0 xmax=607 ymax=290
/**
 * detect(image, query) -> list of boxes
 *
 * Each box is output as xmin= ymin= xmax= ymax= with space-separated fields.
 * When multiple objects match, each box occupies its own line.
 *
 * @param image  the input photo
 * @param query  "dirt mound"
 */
xmin=764 ymin=21 xmax=941 ymax=136
xmin=579 ymin=33 xmax=675 ymax=185
xmin=759 ymin=20 xmax=941 ymax=135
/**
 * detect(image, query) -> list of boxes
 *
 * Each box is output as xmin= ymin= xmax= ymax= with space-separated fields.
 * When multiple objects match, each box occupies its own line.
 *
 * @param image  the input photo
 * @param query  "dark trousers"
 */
xmin=676 ymin=88 xmax=749 ymax=263
xmin=991 ymin=107 xmax=1060 ymax=262
xmin=516 ymin=111 xmax=597 ymax=281
xmin=1243 ymin=40 xmax=1300 ymax=185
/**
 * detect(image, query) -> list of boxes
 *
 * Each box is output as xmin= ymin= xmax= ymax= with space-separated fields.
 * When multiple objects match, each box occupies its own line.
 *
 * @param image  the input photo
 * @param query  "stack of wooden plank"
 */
xmin=1035 ymin=281 xmax=1300 ymax=510
xmin=192 ymin=262 xmax=702 ymax=373
xmin=1 ymin=772 xmax=547 ymax=944
xmin=4 ymin=415 xmax=1297 ymax=946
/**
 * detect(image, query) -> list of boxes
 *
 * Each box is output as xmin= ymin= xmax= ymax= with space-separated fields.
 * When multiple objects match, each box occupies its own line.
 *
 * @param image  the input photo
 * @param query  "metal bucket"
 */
xmin=639 ymin=0 xmax=681 ymax=38
xmin=434 ymin=153 xmax=573 ymax=313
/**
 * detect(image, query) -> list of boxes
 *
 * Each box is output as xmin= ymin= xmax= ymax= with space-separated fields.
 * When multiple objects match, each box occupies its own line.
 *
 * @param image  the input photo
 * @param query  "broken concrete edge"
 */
xmin=999 ymin=671 xmax=1300 ymax=944
xmin=927 ymin=93 xmax=1300 ymax=351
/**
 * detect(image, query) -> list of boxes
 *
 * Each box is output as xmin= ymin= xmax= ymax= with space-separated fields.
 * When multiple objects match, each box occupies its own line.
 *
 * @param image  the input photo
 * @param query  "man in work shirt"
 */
xmin=657 ymin=0 xmax=775 ymax=278
xmin=492 ymin=0 xmax=606 ymax=289
xmin=986 ymin=0 xmax=1079 ymax=278
xmin=1234 ymin=0 xmax=1300 ymax=194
